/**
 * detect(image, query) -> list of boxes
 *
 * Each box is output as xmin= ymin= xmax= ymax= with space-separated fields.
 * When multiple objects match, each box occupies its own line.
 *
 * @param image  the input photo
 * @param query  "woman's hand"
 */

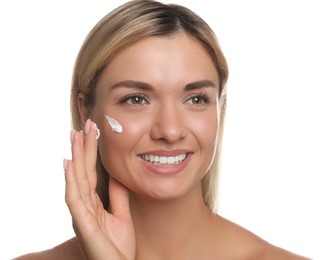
xmin=64 ymin=119 xmax=136 ymax=260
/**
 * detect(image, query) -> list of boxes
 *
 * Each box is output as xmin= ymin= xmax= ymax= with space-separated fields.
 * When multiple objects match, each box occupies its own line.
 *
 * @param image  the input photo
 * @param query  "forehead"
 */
xmin=98 ymin=33 xmax=219 ymax=90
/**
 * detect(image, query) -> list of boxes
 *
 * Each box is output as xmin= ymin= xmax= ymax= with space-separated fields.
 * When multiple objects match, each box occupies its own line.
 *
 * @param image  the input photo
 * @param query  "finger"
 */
xmin=65 ymin=160 xmax=99 ymax=235
xmin=109 ymin=178 xmax=131 ymax=220
xmin=71 ymin=130 xmax=91 ymax=200
xmin=64 ymin=159 xmax=88 ymax=218
xmin=83 ymin=119 xmax=99 ymax=190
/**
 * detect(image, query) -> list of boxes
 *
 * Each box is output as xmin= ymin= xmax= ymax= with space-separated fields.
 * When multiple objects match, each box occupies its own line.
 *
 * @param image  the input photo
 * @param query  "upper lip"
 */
xmin=138 ymin=150 xmax=192 ymax=157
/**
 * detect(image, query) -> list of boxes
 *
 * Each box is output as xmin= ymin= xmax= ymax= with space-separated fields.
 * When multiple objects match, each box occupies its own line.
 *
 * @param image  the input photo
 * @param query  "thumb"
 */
xmin=108 ymin=178 xmax=131 ymax=219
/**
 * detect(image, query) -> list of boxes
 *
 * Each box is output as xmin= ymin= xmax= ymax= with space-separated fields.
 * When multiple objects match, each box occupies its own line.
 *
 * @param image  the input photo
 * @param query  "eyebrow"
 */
xmin=108 ymin=79 xmax=216 ymax=93
xmin=108 ymin=80 xmax=153 ymax=93
xmin=184 ymin=80 xmax=216 ymax=91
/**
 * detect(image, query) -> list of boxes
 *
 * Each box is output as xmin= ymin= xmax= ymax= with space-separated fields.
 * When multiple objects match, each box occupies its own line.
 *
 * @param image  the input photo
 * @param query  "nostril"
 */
xmin=149 ymin=104 xmax=188 ymax=142
xmin=150 ymin=117 xmax=187 ymax=143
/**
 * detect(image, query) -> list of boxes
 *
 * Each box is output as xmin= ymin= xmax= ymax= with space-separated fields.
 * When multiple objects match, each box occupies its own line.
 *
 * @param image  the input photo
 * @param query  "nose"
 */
xmin=150 ymin=103 xmax=187 ymax=143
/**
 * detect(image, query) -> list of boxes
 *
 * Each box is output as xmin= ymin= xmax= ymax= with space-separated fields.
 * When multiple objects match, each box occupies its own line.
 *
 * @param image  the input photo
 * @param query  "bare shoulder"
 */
xmin=214 ymin=215 xmax=310 ymax=259
xmin=256 ymin=244 xmax=311 ymax=260
xmin=13 ymin=237 xmax=84 ymax=260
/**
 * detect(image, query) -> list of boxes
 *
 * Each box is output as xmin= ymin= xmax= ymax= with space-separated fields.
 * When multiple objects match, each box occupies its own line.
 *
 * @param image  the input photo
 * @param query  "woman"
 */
xmin=16 ymin=1 xmax=309 ymax=259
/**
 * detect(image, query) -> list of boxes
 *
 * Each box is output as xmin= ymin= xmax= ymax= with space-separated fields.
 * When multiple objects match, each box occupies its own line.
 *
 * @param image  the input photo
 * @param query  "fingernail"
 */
xmin=93 ymin=122 xmax=100 ymax=139
xmin=63 ymin=158 xmax=67 ymax=171
xmin=70 ymin=130 xmax=74 ymax=145
xmin=84 ymin=119 xmax=91 ymax=135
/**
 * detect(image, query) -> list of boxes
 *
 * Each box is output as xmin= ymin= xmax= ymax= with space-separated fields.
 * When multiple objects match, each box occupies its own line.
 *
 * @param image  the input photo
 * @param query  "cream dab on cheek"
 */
xmin=105 ymin=115 xmax=123 ymax=133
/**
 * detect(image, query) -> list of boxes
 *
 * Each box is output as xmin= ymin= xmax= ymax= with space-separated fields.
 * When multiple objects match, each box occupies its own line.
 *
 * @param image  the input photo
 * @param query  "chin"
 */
xmin=132 ymin=180 xmax=201 ymax=203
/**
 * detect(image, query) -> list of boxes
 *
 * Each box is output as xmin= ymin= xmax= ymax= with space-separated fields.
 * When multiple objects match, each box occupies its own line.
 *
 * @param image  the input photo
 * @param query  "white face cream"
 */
xmin=105 ymin=115 xmax=123 ymax=133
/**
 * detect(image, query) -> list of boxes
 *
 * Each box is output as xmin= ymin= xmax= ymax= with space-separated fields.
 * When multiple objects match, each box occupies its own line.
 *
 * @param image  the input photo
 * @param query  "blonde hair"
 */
xmin=71 ymin=0 xmax=228 ymax=213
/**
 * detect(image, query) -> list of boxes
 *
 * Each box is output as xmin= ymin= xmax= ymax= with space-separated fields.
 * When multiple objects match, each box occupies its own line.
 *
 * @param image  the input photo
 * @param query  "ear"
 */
xmin=77 ymin=92 xmax=90 ymax=129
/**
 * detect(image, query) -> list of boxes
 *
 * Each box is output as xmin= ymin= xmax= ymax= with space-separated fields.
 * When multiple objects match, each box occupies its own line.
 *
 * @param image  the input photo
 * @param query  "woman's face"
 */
xmin=91 ymin=33 xmax=220 ymax=201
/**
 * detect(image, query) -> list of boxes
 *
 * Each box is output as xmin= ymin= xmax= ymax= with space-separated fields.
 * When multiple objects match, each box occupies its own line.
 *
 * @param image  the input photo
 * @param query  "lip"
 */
xmin=141 ymin=149 xmax=190 ymax=156
xmin=138 ymin=150 xmax=193 ymax=176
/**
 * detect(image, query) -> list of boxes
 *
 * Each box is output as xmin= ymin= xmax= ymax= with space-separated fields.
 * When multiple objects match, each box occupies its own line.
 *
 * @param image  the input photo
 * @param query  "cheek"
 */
xmin=96 ymin=114 xmax=150 ymax=170
xmin=186 ymin=110 xmax=219 ymax=149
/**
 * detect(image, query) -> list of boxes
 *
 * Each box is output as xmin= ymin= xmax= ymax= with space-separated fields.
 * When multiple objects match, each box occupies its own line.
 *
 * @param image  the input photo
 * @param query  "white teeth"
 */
xmin=160 ymin=156 xmax=167 ymax=164
xmin=141 ymin=154 xmax=187 ymax=165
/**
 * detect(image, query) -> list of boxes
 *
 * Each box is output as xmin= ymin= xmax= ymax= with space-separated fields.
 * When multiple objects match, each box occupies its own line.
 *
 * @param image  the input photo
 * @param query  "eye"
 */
xmin=185 ymin=94 xmax=209 ymax=105
xmin=119 ymin=94 xmax=149 ymax=105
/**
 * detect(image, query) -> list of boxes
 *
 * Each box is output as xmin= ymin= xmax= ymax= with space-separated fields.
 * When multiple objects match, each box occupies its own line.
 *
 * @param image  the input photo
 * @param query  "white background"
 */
xmin=0 ymin=1 xmax=330 ymax=259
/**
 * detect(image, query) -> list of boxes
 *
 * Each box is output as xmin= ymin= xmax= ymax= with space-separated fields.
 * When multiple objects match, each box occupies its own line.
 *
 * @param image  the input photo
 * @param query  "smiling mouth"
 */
xmin=140 ymin=153 xmax=188 ymax=165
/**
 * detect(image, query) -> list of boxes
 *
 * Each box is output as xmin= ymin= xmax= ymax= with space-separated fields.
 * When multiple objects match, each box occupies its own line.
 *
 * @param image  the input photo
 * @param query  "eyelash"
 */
xmin=119 ymin=93 xmax=149 ymax=105
xmin=185 ymin=93 xmax=210 ymax=105
xmin=118 ymin=92 xmax=210 ymax=106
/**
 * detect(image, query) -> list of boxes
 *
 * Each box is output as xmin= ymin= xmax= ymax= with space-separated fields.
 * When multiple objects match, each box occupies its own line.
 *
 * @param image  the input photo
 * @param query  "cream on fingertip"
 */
xmin=84 ymin=119 xmax=100 ymax=139
xmin=105 ymin=115 xmax=123 ymax=133
xmin=93 ymin=122 xmax=101 ymax=139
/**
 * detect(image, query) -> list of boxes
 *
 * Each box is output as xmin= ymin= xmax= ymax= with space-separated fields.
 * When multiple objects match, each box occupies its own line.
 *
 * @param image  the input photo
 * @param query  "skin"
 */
xmin=15 ymin=33 xmax=309 ymax=260
xmin=93 ymin=33 xmax=220 ymax=202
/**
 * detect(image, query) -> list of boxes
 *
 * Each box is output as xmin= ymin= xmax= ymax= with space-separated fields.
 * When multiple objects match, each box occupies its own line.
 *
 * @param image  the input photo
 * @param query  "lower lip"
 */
xmin=140 ymin=154 xmax=192 ymax=176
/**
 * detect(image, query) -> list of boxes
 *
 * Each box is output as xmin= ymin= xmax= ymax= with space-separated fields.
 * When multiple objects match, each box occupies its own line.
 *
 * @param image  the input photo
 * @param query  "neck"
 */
xmin=130 ymin=184 xmax=215 ymax=259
